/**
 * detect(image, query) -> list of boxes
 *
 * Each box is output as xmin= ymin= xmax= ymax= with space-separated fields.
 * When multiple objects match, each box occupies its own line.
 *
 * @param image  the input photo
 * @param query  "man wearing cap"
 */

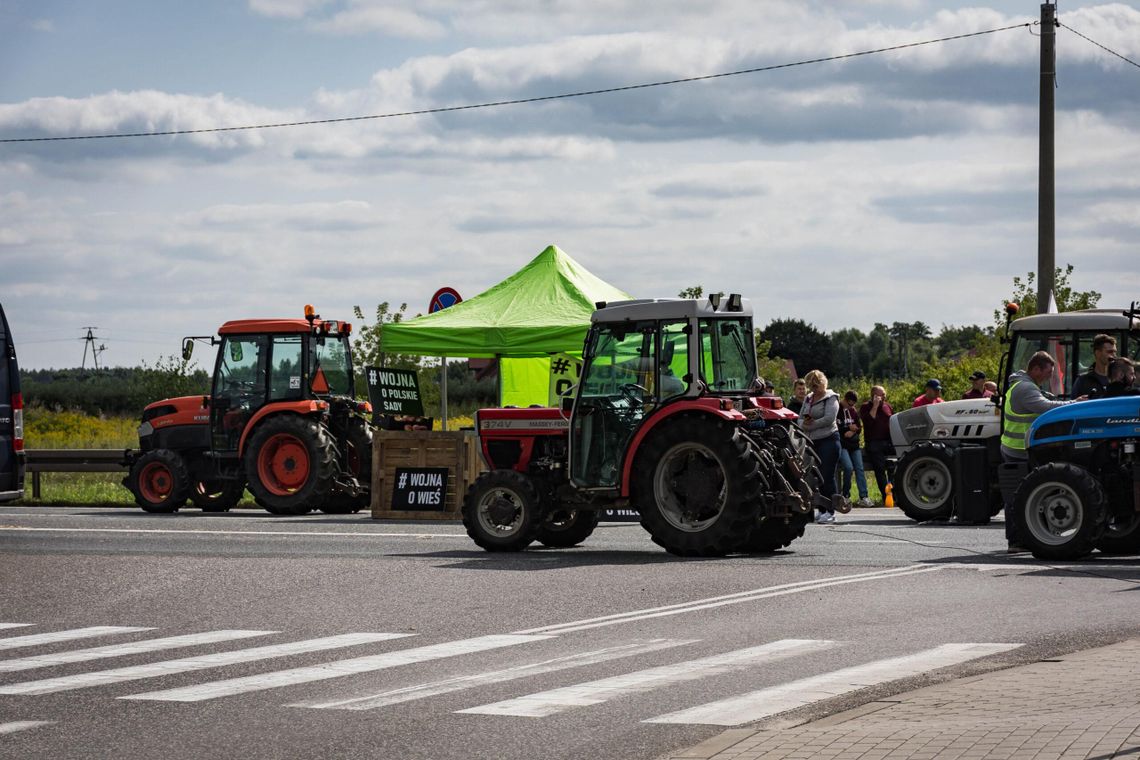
xmin=963 ymin=371 xmax=994 ymax=399
xmin=912 ymin=379 xmax=944 ymax=408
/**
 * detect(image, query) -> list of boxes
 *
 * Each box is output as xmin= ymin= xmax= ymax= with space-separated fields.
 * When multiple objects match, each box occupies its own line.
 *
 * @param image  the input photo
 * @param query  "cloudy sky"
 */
xmin=2 ymin=1 xmax=1138 ymax=370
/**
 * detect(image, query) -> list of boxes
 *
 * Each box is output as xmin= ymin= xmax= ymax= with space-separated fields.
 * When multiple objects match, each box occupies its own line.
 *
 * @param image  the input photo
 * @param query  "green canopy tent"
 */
xmin=380 ymin=245 xmax=632 ymax=409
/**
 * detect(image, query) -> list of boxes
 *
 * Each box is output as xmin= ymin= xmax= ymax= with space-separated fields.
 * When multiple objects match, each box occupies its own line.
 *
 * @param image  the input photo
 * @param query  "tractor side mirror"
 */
xmin=182 ymin=339 xmax=194 ymax=362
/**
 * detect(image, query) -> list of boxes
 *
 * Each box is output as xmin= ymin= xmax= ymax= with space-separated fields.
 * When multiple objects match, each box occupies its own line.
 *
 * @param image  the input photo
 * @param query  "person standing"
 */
xmin=1104 ymin=358 xmax=1139 ymax=397
xmin=859 ymin=385 xmax=893 ymax=501
xmin=1071 ymin=334 xmax=1117 ymax=399
xmin=1001 ymin=351 xmax=1086 ymax=552
xmin=837 ymin=390 xmax=872 ymax=507
xmin=984 ymin=380 xmax=998 ymax=395
xmin=799 ymin=370 xmax=841 ymax=524
xmin=913 ymin=379 xmax=944 ymax=407
xmin=962 ymin=371 xmax=994 ymax=399
xmin=787 ymin=378 xmax=808 ymax=414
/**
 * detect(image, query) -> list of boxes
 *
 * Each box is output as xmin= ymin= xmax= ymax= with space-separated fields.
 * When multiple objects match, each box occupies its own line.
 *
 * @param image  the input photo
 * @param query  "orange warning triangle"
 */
xmin=311 ymin=367 xmax=330 ymax=394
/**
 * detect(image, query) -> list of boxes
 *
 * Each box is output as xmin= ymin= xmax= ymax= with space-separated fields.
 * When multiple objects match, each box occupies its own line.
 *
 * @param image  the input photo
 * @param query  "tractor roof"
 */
xmin=1011 ymin=309 xmax=1139 ymax=333
xmin=592 ymin=297 xmax=753 ymax=323
xmin=219 ymin=319 xmax=349 ymax=335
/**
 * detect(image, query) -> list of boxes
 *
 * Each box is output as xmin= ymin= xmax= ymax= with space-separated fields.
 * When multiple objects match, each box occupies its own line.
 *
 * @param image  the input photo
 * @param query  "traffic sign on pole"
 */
xmin=427 ymin=288 xmax=462 ymax=431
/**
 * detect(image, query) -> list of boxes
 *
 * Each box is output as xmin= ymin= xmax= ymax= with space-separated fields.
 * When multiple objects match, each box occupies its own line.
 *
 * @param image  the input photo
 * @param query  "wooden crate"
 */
xmin=370 ymin=430 xmax=484 ymax=519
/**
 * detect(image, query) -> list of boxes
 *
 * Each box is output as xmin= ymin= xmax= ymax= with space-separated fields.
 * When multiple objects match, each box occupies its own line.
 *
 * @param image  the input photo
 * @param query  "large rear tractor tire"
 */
xmin=127 ymin=450 xmax=190 ymax=513
xmin=245 ymin=415 xmax=336 ymax=516
xmin=895 ymin=445 xmax=954 ymax=522
xmin=741 ymin=516 xmax=810 ymax=553
xmin=320 ymin=420 xmax=374 ymax=515
xmin=536 ymin=509 xmax=600 ymax=548
xmin=462 ymin=470 xmax=542 ymax=552
xmin=634 ymin=417 xmax=761 ymax=557
xmin=1015 ymin=463 xmax=1107 ymax=560
xmin=190 ymin=480 xmax=245 ymax=512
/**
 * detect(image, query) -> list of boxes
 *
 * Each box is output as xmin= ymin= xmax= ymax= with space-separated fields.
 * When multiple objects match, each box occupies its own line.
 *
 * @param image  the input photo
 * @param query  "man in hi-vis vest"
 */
xmin=1000 ymin=350 xmax=1086 ymax=552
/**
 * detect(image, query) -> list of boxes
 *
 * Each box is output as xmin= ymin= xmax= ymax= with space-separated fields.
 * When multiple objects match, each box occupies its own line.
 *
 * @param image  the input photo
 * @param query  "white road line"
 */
xmin=0 ymin=527 xmax=464 ymax=538
xmin=0 ymin=623 xmax=32 ymax=631
xmin=123 ymin=634 xmax=554 ymax=702
xmin=514 ymin=565 xmax=943 ymax=635
xmin=292 ymin=638 xmax=695 ymax=711
xmin=0 ymin=630 xmax=277 ymax=673
xmin=0 ymin=632 xmax=409 ymax=696
xmin=458 ymin=638 xmax=833 ymax=718
xmin=0 ymin=626 xmax=153 ymax=651
xmin=645 ymin=642 xmax=1023 ymax=726
xmin=0 ymin=721 xmax=54 ymax=735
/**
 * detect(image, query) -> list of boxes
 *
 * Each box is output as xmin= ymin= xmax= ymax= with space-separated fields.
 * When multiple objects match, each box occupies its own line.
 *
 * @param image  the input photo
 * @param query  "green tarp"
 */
xmin=380 ymin=245 xmax=632 ymax=406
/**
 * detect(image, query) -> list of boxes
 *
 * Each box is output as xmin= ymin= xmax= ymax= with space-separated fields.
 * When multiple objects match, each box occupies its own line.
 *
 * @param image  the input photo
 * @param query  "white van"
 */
xmin=0 ymin=303 xmax=24 ymax=502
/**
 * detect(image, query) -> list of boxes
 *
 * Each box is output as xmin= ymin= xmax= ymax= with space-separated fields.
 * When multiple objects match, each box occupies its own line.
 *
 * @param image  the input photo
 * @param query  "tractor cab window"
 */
xmin=698 ymin=318 xmax=756 ymax=393
xmin=1009 ymin=332 xmax=1073 ymax=397
xmin=310 ymin=335 xmax=354 ymax=397
xmin=571 ymin=320 xmax=656 ymax=489
xmin=212 ymin=335 xmax=268 ymax=452
xmin=269 ymin=336 xmax=304 ymax=401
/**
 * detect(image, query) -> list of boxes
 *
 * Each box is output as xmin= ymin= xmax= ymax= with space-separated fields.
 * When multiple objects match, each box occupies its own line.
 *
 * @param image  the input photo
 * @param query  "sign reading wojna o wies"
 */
xmin=365 ymin=366 xmax=424 ymax=416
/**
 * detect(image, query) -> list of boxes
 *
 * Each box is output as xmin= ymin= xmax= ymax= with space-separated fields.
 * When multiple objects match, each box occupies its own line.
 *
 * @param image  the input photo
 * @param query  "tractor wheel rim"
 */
xmin=654 ymin=442 xmax=727 ymax=533
xmin=1025 ymin=482 xmax=1083 ymax=546
xmin=902 ymin=457 xmax=951 ymax=509
xmin=477 ymin=487 xmax=524 ymax=535
xmin=257 ymin=433 xmax=311 ymax=495
xmin=139 ymin=462 xmax=174 ymax=503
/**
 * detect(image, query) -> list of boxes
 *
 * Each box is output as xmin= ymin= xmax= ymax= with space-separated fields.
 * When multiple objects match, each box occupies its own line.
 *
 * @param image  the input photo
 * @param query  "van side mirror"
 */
xmin=182 ymin=339 xmax=194 ymax=362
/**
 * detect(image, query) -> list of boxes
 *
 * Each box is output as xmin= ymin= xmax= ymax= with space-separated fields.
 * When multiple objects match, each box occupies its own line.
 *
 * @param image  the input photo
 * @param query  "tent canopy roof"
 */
xmin=380 ymin=245 xmax=632 ymax=358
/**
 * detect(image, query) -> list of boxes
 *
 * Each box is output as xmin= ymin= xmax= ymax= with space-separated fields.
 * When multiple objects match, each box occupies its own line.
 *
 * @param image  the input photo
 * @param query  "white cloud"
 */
xmin=248 ymin=0 xmax=332 ymax=19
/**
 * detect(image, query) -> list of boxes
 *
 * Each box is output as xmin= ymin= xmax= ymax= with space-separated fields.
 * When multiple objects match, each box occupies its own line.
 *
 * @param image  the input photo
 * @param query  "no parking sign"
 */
xmin=429 ymin=287 xmax=462 ymax=313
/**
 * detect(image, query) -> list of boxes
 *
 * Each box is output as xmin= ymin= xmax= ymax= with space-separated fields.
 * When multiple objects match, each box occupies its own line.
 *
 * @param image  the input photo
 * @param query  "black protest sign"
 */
xmin=366 ymin=366 xmax=424 ymax=416
xmin=391 ymin=467 xmax=448 ymax=511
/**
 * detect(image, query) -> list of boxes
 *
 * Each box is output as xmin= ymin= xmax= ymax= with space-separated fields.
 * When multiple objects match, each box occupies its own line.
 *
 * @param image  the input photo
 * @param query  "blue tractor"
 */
xmin=1009 ymin=396 xmax=1140 ymax=560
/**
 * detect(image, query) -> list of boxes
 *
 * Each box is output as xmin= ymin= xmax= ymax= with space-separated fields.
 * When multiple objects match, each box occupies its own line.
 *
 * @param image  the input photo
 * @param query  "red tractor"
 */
xmin=124 ymin=306 xmax=373 ymax=516
xmin=463 ymin=295 xmax=841 ymax=557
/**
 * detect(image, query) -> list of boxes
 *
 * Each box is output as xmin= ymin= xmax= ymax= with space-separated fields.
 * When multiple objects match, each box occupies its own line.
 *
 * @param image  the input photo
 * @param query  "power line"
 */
xmin=0 ymin=22 xmax=1033 ymax=145
xmin=1059 ymin=21 xmax=1140 ymax=70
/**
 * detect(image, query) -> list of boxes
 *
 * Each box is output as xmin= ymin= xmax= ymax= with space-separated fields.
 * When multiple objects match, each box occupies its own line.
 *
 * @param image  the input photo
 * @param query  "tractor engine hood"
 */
xmin=890 ymin=398 xmax=1001 ymax=449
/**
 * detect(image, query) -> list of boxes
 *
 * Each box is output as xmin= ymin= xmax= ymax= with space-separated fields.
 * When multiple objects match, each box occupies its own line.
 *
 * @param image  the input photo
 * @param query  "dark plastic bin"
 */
xmin=953 ymin=445 xmax=992 ymax=524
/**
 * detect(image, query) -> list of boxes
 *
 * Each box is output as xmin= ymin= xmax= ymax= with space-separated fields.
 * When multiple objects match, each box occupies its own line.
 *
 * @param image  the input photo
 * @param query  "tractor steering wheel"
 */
xmin=618 ymin=383 xmax=650 ymax=404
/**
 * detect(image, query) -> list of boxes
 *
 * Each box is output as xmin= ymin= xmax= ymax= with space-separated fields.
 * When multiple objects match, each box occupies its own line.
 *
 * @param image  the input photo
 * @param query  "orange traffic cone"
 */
xmin=884 ymin=483 xmax=895 ymax=508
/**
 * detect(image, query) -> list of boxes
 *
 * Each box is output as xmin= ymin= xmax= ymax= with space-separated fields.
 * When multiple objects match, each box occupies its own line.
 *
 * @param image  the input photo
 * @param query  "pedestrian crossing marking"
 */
xmin=123 ymin=634 xmax=555 ymax=703
xmin=0 ymin=632 xmax=411 ymax=696
xmin=0 ymin=721 xmax=54 ymax=735
xmin=644 ymin=642 xmax=1023 ymax=725
xmin=0 ymin=630 xmax=276 ymax=673
xmin=458 ymin=638 xmax=833 ymax=718
xmin=292 ymin=638 xmax=695 ymax=711
xmin=0 ymin=626 xmax=153 ymax=651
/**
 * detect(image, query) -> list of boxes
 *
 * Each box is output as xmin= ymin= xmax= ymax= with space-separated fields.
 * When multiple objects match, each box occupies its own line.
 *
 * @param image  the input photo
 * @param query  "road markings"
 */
xmin=0 ymin=623 xmax=32 ymax=631
xmin=0 ymin=721 xmax=54 ymax=735
xmin=514 ymin=565 xmax=942 ymax=635
xmin=0 ymin=626 xmax=153 ymax=651
xmin=0 ymin=630 xmax=276 ymax=673
xmin=645 ymin=642 xmax=1023 ymax=725
xmin=123 ymin=634 xmax=555 ymax=702
xmin=458 ymin=638 xmax=833 ymax=718
xmin=292 ymin=638 xmax=694 ymax=711
xmin=0 ymin=632 xmax=410 ymax=696
xmin=0 ymin=526 xmax=465 ymax=538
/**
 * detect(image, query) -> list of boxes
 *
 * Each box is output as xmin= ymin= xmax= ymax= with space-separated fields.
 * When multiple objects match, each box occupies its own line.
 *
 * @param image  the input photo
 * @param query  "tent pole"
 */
xmin=440 ymin=356 xmax=448 ymax=431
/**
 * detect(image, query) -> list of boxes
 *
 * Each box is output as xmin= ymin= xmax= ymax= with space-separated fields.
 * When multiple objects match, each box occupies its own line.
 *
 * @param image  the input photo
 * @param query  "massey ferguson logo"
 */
xmin=481 ymin=419 xmax=570 ymax=431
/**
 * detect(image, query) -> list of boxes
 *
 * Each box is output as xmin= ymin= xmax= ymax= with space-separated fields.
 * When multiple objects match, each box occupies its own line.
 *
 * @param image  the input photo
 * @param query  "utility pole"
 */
xmin=80 ymin=327 xmax=106 ymax=371
xmin=1037 ymin=1 xmax=1057 ymax=312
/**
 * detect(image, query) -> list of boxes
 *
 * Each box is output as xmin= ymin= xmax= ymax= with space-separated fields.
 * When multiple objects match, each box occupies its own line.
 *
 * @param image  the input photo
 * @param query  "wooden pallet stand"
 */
xmin=370 ymin=430 xmax=483 ymax=519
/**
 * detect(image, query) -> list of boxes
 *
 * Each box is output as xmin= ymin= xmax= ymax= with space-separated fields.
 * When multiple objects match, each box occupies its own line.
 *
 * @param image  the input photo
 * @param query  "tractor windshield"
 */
xmin=310 ymin=335 xmax=355 ymax=397
xmin=698 ymin=318 xmax=756 ymax=393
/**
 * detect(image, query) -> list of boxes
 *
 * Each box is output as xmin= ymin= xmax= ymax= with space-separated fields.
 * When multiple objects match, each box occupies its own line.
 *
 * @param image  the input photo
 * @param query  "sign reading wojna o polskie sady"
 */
xmin=365 ymin=366 xmax=424 ymax=416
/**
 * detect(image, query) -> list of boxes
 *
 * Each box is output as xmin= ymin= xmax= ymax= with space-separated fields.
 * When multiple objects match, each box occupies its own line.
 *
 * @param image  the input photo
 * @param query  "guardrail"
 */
xmin=24 ymin=449 xmax=134 ymax=499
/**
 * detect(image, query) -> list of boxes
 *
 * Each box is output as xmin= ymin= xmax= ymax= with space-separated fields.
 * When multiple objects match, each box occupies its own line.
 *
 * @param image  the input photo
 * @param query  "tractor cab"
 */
xmin=569 ymin=294 xmax=756 ymax=490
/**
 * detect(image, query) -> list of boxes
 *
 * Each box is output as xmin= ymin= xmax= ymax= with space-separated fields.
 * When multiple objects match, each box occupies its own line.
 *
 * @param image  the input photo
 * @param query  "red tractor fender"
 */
xmin=747 ymin=395 xmax=799 ymax=422
xmin=619 ymin=398 xmax=747 ymax=497
xmin=237 ymin=400 xmax=329 ymax=456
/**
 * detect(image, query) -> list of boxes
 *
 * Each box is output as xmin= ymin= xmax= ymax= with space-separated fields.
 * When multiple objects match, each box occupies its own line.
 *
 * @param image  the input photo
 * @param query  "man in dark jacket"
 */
xmin=1072 ymin=334 xmax=1117 ymax=399
xmin=1104 ymin=358 xmax=1139 ymax=397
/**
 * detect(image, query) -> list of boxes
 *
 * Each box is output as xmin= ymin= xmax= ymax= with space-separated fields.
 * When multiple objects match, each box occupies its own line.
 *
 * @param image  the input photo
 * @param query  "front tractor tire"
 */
xmin=536 ymin=509 xmax=600 ymax=548
xmin=245 ymin=415 xmax=336 ymax=516
xmin=895 ymin=445 xmax=954 ymax=522
xmin=462 ymin=470 xmax=542 ymax=552
xmin=634 ymin=416 xmax=761 ymax=557
xmin=1014 ymin=463 xmax=1107 ymax=560
xmin=127 ymin=450 xmax=190 ymax=513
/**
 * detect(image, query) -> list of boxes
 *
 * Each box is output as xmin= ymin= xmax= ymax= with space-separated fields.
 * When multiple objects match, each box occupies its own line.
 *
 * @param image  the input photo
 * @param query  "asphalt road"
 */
xmin=1 ymin=506 xmax=1138 ymax=760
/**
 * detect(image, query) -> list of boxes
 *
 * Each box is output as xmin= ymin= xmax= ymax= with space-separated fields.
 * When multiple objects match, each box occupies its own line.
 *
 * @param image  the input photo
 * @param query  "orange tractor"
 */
xmin=123 ymin=306 xmax=373 ymax=515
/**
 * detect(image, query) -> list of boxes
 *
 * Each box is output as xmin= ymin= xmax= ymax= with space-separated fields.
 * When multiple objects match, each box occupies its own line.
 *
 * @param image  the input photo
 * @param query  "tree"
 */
xmin=352 ymin=303 xmax=421 ymax=371
xmin=829 ymin=328 xmax=870 ymax=379
xmin=994 ymin=263 xmax=1102 ymax=325
xmin=677 ymin=285 xmax=704 ymax=299
xmin=760 ymin=318 xmax=832 ymax=377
